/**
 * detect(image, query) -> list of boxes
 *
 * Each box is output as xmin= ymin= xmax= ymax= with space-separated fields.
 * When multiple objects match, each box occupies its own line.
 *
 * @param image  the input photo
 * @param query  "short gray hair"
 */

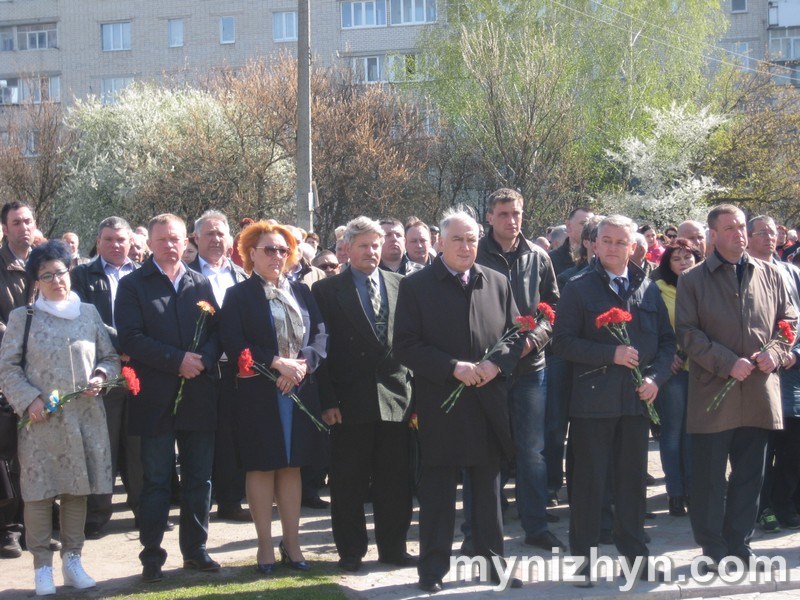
xmin=440 ymin=207 xmax=478 ymax=237
xmin=633 ymin=232 xmax=647 ymax=249
xmin=343 ymin=216 xmax=384 ymax=244
xmin=550 ymin=225 xmax=567 ymax=243
xmin=597 ymin=215 xmax=635 ymax=238
xmin=97 ymin=216 xmax=132 ymax=238
xmin=747 ymin=215 xmax=775 ymax=236
xmin=194 ymin=210 xmax=230 ymax=236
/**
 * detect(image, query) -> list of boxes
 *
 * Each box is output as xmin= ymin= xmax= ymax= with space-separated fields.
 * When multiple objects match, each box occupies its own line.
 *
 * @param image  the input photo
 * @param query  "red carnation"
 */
xmin=595 ymin=307 xmax=632 ymax=329
xmin=515 ymin=315 xmax=538 ymax=332
xmin=537 ymin=302 xmax=556 ymax=325
xmin=238 ymin=348 xmax=256 ymax=377
xmin=778 ymin=320 xmax=795 ymax=345
xmin=121 ymin=366 xmax=141 ymax=396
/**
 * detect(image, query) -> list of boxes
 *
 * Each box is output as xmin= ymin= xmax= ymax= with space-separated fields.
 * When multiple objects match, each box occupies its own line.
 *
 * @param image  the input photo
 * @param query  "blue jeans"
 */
xmin=508 ymin=369 xmax=549 ymax=536
xmin=654 ymin=371 xmax=691 ymax=497
xmin=544 ymin=354 xmax=570 ymax=494
xmin=138 ymin=430 xmax=215 ymax=566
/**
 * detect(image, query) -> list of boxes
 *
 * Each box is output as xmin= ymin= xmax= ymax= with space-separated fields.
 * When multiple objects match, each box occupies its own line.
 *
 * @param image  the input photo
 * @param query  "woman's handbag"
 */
xmin=0 ymin=306 xmax=34 ymax=461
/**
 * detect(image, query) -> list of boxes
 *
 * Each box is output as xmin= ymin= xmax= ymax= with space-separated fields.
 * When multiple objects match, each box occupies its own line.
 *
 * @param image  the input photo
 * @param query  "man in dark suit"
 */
xmin=116 ymin=214 xmax=221 ymax=583
xmin=394 ymin=209 xmax=525 ymax=593
xmin=187 ymin=210 xmax=250 ymax=523
xmin=313 ymin=216 xmax=414 ymax=573
xmin=553 ymin=215 xmax=675 ymax=584
xmin=71 ymin=216 xmax=141 ymax=538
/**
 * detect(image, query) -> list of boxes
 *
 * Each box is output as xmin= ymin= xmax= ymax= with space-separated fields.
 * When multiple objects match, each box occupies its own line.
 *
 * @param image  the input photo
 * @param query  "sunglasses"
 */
xmin=255 ymin=245 xmax=290 ymax=258
xmin=39 ymin=269 xmax=69 ymax=283
xmin=318 ymin=262 xmax=338 ymax=270
xmin=666 ymin=234 xmax=677 ymax=239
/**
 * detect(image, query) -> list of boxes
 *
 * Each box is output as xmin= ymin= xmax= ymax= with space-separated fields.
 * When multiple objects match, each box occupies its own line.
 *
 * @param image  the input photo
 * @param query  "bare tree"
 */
xmin=0 ymin=101 xmax=76 ymax=235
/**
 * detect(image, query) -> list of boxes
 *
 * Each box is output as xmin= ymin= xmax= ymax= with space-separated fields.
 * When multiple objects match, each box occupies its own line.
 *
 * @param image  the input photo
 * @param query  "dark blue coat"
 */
xmin=552 ymin=260 xmax=676 ymax=419
xmin=115 ymin=257 xmax=221 ymax=436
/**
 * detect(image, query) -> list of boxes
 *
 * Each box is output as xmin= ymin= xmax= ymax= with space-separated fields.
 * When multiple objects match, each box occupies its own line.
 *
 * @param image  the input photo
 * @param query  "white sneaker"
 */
xmin=62 ymin=551 xmax=96 ymax=589
xmin=34 ymin=565 xmax=56 ymax=596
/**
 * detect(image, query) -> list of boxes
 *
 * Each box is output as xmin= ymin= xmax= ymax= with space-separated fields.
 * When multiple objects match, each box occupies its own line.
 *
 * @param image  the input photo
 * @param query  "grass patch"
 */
xmin=95 ymin=562 xmax=346 ymax=600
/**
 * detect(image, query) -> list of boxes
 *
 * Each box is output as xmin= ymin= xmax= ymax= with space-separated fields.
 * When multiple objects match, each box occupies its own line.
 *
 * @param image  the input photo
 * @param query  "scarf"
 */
xmin=262 ymin=276 xmax=304 ymax=359
xmin=35 ymin=291 xmax=81 ymax=320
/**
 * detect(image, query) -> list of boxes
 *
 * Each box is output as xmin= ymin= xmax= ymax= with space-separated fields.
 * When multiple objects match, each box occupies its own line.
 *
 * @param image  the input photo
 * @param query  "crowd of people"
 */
xmin=0 ymin=193 xmax=798 ymax=596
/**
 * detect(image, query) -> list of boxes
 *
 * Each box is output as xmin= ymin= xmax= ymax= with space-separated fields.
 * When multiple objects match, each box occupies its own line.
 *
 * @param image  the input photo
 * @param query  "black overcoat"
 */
xmin=393 ymin=257 xmax=524 ymax=466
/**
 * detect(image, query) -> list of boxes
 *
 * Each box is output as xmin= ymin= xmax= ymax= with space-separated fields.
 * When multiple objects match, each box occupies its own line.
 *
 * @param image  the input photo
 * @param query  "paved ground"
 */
xmin=2 ymin=440 xmax=800 ymax=599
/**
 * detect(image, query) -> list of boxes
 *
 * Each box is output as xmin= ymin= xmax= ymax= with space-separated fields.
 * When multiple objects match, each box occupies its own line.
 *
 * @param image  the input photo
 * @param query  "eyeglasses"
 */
xmin=255 ymin=245 xmax=290 ymax=258
xmin=751 ymin=230 xmax=777 ymax=239
xmin=318 ymin=262 xmax=338 ymax=271
xmin=666 ymin=233 xmax=677 ymax=239
xmin=38 ymin=269 xmax=69 ymax=283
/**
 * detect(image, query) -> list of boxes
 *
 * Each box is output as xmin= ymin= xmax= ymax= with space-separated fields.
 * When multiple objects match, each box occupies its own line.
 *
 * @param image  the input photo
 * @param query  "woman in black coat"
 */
xmin=220 ymin=221 xmax=327 ymax=575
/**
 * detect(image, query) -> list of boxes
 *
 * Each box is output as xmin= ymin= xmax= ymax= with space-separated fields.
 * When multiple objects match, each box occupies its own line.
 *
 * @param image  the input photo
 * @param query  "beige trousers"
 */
xmin=25 ymin=494 xmax=86 ymax=568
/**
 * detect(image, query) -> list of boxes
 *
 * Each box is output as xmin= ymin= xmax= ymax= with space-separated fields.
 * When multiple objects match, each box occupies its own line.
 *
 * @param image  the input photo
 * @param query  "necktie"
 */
xmin=614 ymin=276 xmax=627 ymax=297
xmin=368 ymin=277 xmax=388 ymax=345
xmin=458 ymin=272 xmax=470 ymax=288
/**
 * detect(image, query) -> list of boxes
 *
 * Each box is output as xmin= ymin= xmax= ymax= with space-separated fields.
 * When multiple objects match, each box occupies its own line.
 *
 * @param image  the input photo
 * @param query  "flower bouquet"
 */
xmin=173 ymin=300 xmax=215 ymax=415
xmin=595 ymin=307 xmax=660 ymax=424
xmin=238 ymin=348 xmax=328 ymax=432
xmin=441 ymin=303 xmax=554 ymax=414
xmin=20 ymin=366 xmax=140 ymax=429
xmin=408 ymin=412 xmax=421 ymax=491
xmin=708 ymin=320 xmax=796 ymax=412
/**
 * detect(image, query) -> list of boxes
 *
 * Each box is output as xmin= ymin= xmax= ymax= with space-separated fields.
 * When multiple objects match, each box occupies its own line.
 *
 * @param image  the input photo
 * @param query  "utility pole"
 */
xmin=296 ymin=0 xmax=313 ymax=231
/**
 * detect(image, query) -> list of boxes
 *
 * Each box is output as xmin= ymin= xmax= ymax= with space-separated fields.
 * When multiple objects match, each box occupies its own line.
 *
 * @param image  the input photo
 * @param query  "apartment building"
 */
xmin=0 ymin=0 xmax=439 ymax=106
xmin=720 ymin=0 xmax=800 ymax=83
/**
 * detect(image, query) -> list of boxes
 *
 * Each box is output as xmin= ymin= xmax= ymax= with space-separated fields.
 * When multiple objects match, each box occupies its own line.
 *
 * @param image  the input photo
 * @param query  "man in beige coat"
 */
xmin=675 ymin=203 xmax=797 ymax=571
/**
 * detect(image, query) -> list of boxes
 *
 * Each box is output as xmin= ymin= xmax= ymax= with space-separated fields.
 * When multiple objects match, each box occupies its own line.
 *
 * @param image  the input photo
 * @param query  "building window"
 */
xmin=273 ymin=11 xmax=297 ymax=41
xmin=101 ymin=22 xmax=131 ymax=51
xmin=16 ymin=23 xmax=58 ymax=50
xmin=731 ymin=0 xmax=746 ymax=13
xmin=101 ymin=77 xmax=134 ymax=105
xmin=390 ymin=0 xmax=436 ymax=25
xmin=0 ymin=75 xmax=60 ymax=105
xmin=353 ymin=56 xmax=384 ymax=83
xmin=388 ymin=53 xmax=419 ymax=81
xmin=220 ymin=16 xmax=235 ymax=44
xmin=0 ymin=27 xmax=14 ymax=51
xmin=732 ymin=41 xmax=753 ymax=71
xmin=769 ymin=27 xmax=800 ymax=61
xmin=341 ymin=1 xmax=387 ymax=28
xmin=168 ymin=19 xmax=184 ymax=48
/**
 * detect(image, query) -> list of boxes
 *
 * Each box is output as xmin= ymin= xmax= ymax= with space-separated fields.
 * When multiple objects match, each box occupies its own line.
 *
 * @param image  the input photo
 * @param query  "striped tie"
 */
xmin=368 ymin=277 xmax=388 ymax=345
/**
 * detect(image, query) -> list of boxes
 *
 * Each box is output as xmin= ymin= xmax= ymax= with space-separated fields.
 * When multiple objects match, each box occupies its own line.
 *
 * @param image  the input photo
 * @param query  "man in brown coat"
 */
xmin=675 ymin=203 xmax=797 ymax=571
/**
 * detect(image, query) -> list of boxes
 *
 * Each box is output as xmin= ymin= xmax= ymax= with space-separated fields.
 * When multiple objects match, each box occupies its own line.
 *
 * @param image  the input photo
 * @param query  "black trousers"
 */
xmin=329 ymin=420 xmax=411 ymax=561
xmin=211 ymin=363 xmax=245 ymax=510
xmin=418 ymin=463 xmax=502 ymax=583
xmin=569 ymin=416 xmax=649 ymax=562
xmin=772 ymin=418 xmax=800 ymax=520
xmin=87 ymin=386 xmax=143 ymax=527
xmin=689 ymin=427 xmax=769 ymax=561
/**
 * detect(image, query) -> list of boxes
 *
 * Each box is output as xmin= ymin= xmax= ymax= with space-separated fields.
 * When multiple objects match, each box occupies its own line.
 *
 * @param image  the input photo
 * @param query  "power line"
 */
xmin=589 ymin=0 xmax=783 ymax=74
xmin=548 ymin=0 xmax=796 ymax=83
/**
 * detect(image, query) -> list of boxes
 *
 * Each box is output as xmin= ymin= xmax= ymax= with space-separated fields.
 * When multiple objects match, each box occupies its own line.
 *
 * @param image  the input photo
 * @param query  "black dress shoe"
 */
xmin=165 ymin=521 xmax=175 ymax=532
xmin=142 ymin=564 xmax=163 ymax=583
xmin=301 ymin=496 xmax=330 ymax=509
xmin=183 ymin=553 xmax=220 ymax=572
xmin=524 ymin=530 xmax=566 ymax=551
xmin=338 ymin=556 xmax=362 ymax=572
xmin=84 ymin=523 xmax=103 ymax=539
xmin=379 ymin=552 xmax=417 ymax=567
xmin=216 ymin=506 xmax=253 ymax=522
xmin=668 ymin=496 xmax=687 ymax=516
xmin=418 ymin=579 xmax=443 ymax=593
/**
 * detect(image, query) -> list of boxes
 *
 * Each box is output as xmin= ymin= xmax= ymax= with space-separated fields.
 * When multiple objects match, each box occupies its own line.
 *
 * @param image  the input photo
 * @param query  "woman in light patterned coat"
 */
xmin=0 ymin=240 xmax=119 ymax=596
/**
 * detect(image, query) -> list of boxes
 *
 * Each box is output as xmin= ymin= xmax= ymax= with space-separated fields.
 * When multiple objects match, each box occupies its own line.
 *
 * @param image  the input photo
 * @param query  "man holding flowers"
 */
xmin=553 ymin=214 xmax=675 ymax=582
xmin=115 ymin=214 xmax=221 ymax=583
xmin=476 ymin=188 xmax=563 ymax=553
xmin=675 ymin=203 xmax=797 ymax=571
xmin=394 ymin=208 xmax=525 ymax=592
